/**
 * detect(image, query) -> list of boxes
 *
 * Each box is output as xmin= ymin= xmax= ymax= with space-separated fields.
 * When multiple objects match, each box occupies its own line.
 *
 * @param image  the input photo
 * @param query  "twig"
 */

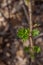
xmin=28 ymin=0 xmax=34 ymax=63
xmin=22 ymin=0 xmax=34 ymax=58
xmin=22 ymin=0 xmax=34 ymax=63
xmin=22 ymin=5 xmax=30 ymax=24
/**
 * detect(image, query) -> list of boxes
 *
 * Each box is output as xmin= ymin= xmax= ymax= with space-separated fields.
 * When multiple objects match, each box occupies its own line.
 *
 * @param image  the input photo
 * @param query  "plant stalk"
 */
xmin=28 ymin=0 xmax=34 ymax=63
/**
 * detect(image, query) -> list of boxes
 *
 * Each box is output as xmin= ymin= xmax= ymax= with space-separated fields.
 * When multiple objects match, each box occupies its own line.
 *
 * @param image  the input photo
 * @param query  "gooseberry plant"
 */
xmin=17 ymin=0 xmax=41 ymax=63
xmin=17 ymin=28 xmax=41 ymax=53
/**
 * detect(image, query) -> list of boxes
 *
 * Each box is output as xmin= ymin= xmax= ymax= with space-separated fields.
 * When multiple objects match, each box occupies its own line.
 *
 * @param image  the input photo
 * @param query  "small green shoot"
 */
xmin=32 ymin=29 xmax=40 ymax=37
xmin=24 ymin=47 xmax=30 ymax=53
xmin=24 ymin=46 xmax=41 ymax=59
xmin=33 ymin=46 xmax=41 ymax=54
xmin=17 ymin=28 xmax=30 ymax=41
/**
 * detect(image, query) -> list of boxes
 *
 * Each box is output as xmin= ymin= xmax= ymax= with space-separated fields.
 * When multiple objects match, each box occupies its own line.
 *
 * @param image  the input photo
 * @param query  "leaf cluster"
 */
xmin=24 ymin=46 xmax=41 ymax=53
xmin=17 ymin=28 xmax=30 ymax=41
xmin=24 ymin=46 xmax=41 ymax=59
xmin=33 ymin=46 xmax=41 ymax=54
xmin=17 ymin=28 xmax=40 ymax=41
xmin=32 ymin=29 xmax=40 ymax=37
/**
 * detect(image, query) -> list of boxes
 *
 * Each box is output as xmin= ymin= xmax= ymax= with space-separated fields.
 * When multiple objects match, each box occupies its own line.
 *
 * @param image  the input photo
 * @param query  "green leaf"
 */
xmin=32 ymin=29 xmax=40 ymax=37
xmin=33 ymin=46 xmax=41 ymax=53
xmin=24 ymin=47 xmax=30 ymax=53
xmin=37 ymin=47 xmax=41 ymax=53
xmin=17 ymin=28 xmax=30 ymax=41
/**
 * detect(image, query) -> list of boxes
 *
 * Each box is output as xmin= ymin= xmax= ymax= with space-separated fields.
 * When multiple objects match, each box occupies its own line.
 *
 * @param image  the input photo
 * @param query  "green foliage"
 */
xmin=17 ymin=28 xmax=40 ymax=41
xmin=33 ymin=46 xmax=41 ymax=53
xmin=17 ymin=28 xmax=40 ymax=59
xmin=17 ymin=28 xmax=30 ymax=41
xmin=24 ymin=47 xmax=30 ymax=53
xmin=24 ymin=46 xmax=41 ymax=60
xmin=32 ymin=29 xmax=40 ymax=37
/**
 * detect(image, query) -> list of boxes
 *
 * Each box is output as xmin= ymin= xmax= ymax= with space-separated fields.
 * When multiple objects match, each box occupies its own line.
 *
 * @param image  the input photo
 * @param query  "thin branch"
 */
xmin=28 ymin=0 xmax=34 ymax=63
xmin=28 ymin=1 xmax=33 ymax=47
xmin=22 ymin=4 xmax=30 ymax=24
